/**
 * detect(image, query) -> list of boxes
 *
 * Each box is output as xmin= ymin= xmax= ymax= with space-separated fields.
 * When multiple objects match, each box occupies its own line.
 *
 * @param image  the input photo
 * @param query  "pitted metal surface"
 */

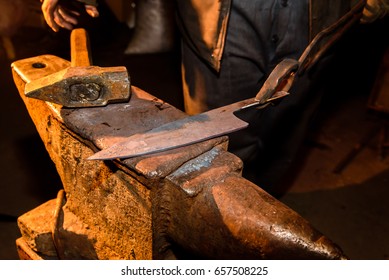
xmin=20 ymin=28 xmax=131 ymax=108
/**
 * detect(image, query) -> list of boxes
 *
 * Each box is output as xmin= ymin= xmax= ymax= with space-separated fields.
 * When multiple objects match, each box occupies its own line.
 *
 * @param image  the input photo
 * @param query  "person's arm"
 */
xmin=40 ymin=0 xmax=99 ymax=32
xmin=361 ymin=0 xmax=389 ymax=23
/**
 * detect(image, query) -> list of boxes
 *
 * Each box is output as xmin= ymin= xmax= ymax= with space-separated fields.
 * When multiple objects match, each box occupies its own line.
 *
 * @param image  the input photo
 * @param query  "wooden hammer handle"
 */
xmin=70 ymin=28 xmax=92 ymax=67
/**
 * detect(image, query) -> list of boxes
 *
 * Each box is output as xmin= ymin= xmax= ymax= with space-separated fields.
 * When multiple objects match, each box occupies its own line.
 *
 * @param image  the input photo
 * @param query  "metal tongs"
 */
xmin=249 ymin=0 xmax=366 ymax=109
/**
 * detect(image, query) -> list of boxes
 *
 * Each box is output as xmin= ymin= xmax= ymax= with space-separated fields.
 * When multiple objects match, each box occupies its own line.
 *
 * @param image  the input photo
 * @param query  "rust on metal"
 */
xmin=23 ymin=28 xmax=130 ymax=108
xmin=159 ymin=148 xmax=347 ymax=260
xmin=12 ymin=49 xmax=348 ymax=260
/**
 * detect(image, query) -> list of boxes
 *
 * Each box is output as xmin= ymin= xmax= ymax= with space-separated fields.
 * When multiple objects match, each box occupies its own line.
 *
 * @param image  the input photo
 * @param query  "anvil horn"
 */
xmin=158 ymin=161 xmax=346 ymax=259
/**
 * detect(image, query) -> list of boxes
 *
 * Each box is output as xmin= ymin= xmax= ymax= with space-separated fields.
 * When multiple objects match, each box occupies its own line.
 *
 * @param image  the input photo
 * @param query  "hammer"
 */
xmin=24 ymin=28 xmax=130 ymax=108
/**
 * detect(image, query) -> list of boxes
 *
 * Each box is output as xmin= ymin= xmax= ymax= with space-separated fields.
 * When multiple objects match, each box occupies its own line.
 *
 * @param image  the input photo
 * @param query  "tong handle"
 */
xmin=254 ymin=0 xmax=366 ymax=104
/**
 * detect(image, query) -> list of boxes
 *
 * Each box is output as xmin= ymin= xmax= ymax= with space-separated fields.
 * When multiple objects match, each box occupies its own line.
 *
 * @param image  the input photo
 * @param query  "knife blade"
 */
xmin=87 ymin=92 xmax=291 ymax=161
xmin=88 ymin=1 xmax=365 ymax=161
xmin=88 ymin=59 xmax=297 ymax=160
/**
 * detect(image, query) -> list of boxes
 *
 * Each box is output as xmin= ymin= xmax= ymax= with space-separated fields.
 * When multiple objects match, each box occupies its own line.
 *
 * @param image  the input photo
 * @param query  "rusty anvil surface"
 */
xmin=12 ymin=54 xmax=347 ymax=260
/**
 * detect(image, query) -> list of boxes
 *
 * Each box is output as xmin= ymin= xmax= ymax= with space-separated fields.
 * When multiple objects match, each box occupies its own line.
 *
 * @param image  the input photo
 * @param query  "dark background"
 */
xmin=1 ymin=2 xmax=389 ymax=259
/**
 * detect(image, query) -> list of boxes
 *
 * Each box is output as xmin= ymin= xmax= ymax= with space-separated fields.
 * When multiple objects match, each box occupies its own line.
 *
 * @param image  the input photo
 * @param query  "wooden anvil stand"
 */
xmin=11 ymin=54 xmax=346 ymax=260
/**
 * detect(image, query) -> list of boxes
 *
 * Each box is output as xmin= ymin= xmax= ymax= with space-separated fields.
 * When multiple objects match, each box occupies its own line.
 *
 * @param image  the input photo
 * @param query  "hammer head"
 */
xmin=25 ymin=65 xmax=131 ymax=108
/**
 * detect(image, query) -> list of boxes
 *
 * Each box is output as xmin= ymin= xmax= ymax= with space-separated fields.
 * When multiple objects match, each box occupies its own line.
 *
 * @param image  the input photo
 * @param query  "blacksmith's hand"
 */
xmin=361 ymin=0 xmax=389 ymax=23
xmin=41 ymin=0 xmax=99 ymax=32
